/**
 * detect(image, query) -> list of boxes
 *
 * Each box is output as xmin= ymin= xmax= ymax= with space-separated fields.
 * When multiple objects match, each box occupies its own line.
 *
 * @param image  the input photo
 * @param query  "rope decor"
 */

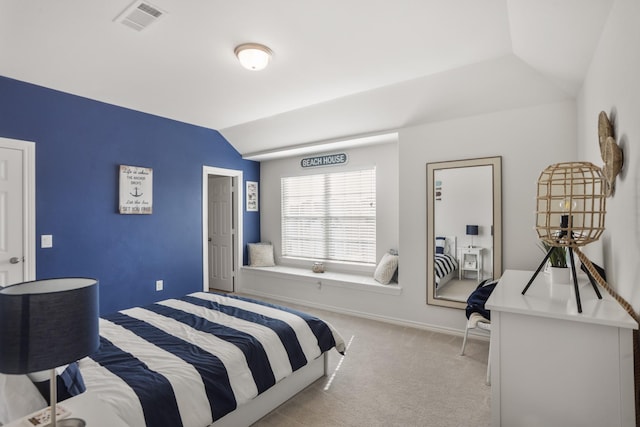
xmin=574 ymin=247 xmax=640 ymax=325
xmin=573 ymin=247 xmax=640 ymax=427
xmin=535 ymin=162 xmax=607 ymax=248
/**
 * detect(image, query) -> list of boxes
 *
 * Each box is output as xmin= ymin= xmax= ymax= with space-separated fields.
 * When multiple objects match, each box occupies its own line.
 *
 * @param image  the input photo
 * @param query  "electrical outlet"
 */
xmin=155 ymin=280 xmax=163 ymax=291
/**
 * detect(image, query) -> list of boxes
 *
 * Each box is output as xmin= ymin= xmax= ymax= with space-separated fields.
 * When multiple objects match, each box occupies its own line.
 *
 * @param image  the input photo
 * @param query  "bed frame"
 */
xmin=211 ymin=353 xmax=328 ymax=427
xmin=437 ymin=270 xmax=456 ymax=288
xmin=435 ymin=236 xmax=458 ymax=289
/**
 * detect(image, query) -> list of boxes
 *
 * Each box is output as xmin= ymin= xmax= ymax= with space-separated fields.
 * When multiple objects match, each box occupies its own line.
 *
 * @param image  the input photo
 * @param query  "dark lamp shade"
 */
xmin=0 ymin=278 xmax=99 ymax=374
xmin=466 ymin=225 xmax=479 ymax=236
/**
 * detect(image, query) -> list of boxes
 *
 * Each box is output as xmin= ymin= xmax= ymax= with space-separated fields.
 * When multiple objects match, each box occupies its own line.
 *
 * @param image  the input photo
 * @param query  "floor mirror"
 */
xmin=426 ymin=156 xmax=502 ymax=309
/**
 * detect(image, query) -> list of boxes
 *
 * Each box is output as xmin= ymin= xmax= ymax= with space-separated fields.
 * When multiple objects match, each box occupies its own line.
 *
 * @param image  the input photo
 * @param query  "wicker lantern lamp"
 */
xmin=522 ymin=162 xmax=607 ymax=313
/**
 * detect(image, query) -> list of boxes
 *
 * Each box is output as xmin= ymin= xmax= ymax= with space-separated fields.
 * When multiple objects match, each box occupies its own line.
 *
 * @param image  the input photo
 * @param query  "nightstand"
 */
xmin=5 ymin=391 xmax=127 ymax=427
xmin=458 ymin=246 xmax=484 ymax=282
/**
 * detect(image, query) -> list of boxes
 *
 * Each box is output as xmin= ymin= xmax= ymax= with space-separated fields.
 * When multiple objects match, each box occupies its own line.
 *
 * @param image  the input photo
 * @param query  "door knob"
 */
xmin=9 ymin=257 xmax=21 ymax=264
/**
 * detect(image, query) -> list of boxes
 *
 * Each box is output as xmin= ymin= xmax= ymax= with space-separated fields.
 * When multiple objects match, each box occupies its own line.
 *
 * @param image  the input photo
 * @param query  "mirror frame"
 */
xmin=426 ymin=156 xmax=502 ymax=309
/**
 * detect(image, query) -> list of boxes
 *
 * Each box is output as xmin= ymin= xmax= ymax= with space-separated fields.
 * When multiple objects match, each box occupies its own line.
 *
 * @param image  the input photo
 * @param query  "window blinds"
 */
xmin=281 ymin=168 xmax=376 ymax=264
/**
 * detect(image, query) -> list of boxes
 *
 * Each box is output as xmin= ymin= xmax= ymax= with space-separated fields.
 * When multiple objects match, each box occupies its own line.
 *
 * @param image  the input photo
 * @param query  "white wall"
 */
xmin=400 ymin=100 xmax=575 ymax=330
xmin=241 ymin=100 xmax=576 ymax=333
xmin=577 ymin=0 xmax=640 ymax=310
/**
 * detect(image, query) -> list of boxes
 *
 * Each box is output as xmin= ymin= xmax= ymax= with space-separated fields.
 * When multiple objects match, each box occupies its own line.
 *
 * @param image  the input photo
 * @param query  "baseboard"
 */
xmin=237 ymin=288 xmax=489 ymax=342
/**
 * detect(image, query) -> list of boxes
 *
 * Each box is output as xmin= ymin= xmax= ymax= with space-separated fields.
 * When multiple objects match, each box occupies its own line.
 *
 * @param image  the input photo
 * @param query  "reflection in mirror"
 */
xmin=426 ymin=157 xmax=502 ymax=309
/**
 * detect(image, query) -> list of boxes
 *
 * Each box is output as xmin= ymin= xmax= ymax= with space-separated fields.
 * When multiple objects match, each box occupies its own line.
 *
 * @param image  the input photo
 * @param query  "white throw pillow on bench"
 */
xmin=374 ymin=253 xmax=399 ymax=285
xmin=248 ymin=243 xmax=276 ymax=267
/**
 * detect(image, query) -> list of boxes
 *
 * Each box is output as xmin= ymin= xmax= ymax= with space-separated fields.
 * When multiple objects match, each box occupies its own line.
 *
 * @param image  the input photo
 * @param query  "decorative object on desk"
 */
xmin=538 ymin=241 xmax=567 ymax=268
xmin=549 ymin=265 xmax=570 ymax=285
xmin=119 ymin=165 xmax=152 ymax=214
xmin=246 ymin=181 xmax=258 ymax=212
xmin=538 ymin=241 xmax=569 ymax=284
xmin=598 ymin=111 xmax=624 ymax=197
xmin=0 ymin=278 xmax=99 ymax=427
xmin=465 ymin=224 xmax=478 ymax=247
xmin=312 ymin=262 xmax=324 ymax=273
xmin=523 ymin=162 xmax=607 ymax=312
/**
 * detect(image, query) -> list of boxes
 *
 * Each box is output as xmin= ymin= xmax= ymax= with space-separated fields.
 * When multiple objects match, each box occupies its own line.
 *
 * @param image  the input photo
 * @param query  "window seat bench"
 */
xmin=241 ymin=265 xmax=402 ymax=295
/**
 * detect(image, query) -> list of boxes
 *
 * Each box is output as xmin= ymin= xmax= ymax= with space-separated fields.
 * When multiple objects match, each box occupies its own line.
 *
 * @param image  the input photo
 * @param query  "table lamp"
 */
xmin=466 ymin=225 xmax=478 ymax=247
xmin=522 ymin=162 xmax=607 ymax=312
xmin=0 ymin=278 xmax=99 ymax=427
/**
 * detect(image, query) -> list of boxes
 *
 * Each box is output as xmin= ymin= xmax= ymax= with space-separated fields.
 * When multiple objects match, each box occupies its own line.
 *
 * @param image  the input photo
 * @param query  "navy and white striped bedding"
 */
xmin=435 ymin=253 xmax=458 ymax=282
xmin=78 ymin=292 xmax=345 ymax=427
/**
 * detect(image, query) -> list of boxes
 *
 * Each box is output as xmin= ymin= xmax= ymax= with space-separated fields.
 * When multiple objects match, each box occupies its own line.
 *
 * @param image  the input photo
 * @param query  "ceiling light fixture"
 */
xmin=234 ymin=43 xmax=272 ymax=71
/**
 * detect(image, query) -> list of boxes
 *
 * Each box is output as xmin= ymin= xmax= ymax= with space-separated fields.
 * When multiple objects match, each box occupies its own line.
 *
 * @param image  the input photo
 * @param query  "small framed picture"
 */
xmin=246 ymin=181 xmax=258 ymax=212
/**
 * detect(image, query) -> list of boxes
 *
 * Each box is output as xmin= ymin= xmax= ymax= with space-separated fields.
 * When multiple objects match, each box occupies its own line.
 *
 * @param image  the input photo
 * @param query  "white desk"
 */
xmin=5 ymin=391 xmax=128 ymax=427
xmin=486 ymin=269 xmax=637 ymax=427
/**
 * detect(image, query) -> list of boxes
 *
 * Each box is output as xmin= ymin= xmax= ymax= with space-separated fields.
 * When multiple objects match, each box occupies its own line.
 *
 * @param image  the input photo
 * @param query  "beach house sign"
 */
xmin=300 ymin=153 xmax=348 ymax=168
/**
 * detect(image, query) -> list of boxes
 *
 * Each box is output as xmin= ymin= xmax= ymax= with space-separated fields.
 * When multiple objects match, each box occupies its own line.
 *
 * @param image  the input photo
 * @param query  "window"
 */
xmin=281 ymin=168 xmax=376 ymax=264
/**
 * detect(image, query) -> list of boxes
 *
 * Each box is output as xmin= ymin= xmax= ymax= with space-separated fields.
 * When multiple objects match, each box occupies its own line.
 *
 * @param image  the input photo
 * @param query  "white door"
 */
xmin=0 ymin=138 xmax=35 ymax=286
xmin=208 ymin=176 xmax=234 ymax=292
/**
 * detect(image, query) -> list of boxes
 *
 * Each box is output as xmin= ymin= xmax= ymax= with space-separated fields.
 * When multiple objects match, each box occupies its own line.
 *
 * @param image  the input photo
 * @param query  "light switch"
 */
xmin=41 ymin=235 xmax=53 ymax=248
xmin=156 ymin=280 xmax=163 ymax=291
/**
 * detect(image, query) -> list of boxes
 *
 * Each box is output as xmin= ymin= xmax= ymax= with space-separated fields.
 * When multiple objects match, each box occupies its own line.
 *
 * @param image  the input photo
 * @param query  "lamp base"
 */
xmin=522 ymin=246 xmax=602 ymax=313
xmin=50 ymin=418 xmax=86 ymax=427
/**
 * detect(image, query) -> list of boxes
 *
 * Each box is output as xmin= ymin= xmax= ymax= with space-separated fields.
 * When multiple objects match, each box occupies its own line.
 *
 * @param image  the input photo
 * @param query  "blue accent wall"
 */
xmin=0 ymin=76 xmax=260 ymax=314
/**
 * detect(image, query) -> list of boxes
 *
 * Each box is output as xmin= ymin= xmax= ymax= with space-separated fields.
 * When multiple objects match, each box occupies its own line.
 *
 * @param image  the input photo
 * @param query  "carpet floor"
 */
xmin=248 ymin=298 xmax=491 ymax=427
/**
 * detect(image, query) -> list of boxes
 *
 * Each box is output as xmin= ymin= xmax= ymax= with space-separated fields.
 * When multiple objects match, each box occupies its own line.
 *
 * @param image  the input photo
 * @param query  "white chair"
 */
xmin=460 ymin=312 xmax=491 ymax=385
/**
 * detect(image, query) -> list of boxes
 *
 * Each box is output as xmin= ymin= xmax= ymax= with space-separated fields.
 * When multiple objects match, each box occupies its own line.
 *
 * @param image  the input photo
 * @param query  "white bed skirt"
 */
xmin=211 ymin=353 xmax=327 ymax=427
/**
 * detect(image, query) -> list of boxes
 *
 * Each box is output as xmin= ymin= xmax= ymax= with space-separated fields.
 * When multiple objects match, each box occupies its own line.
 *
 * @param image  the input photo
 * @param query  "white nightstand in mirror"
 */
xmin=458 ymin=246 xmax=484 ymax=282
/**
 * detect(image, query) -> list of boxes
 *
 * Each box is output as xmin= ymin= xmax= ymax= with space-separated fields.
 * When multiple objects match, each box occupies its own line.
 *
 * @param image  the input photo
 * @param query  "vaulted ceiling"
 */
xmin=0 ymin=0 xmax=613 ymax=157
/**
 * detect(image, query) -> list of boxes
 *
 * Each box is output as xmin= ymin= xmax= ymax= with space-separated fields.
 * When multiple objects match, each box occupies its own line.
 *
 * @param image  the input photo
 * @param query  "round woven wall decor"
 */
xmin=535 ymin=162 xmax=606 ymax=248
xmin=598 ymin=111 xmax=614 ymax=160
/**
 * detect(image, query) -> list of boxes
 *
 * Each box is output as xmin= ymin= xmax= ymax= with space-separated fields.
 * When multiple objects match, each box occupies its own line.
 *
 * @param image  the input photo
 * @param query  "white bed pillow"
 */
xmin=374 ymin=253 xmax=399 ymax=285
xmin=0 ymin=374 xmax=47 ymax=425
xmin=248 ymin=243 xmax=275 ymax=267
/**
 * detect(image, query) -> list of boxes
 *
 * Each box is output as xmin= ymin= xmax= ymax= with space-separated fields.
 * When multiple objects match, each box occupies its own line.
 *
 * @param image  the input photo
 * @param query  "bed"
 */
xmin=77 ymin=291 xmax=345 ymax=427
xmin=434 ymin=236 xmax=458 ymax=288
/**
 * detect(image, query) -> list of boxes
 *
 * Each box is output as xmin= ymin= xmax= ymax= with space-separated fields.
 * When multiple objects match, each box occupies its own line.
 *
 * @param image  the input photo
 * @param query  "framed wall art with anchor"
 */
xmin=119 ymin=165 xmax=153 ymax=214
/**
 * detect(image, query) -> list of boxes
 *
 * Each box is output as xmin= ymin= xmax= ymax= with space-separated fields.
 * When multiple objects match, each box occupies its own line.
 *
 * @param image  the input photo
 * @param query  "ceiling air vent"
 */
xmin=114 ymin=1 xmax=166 ymax=31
